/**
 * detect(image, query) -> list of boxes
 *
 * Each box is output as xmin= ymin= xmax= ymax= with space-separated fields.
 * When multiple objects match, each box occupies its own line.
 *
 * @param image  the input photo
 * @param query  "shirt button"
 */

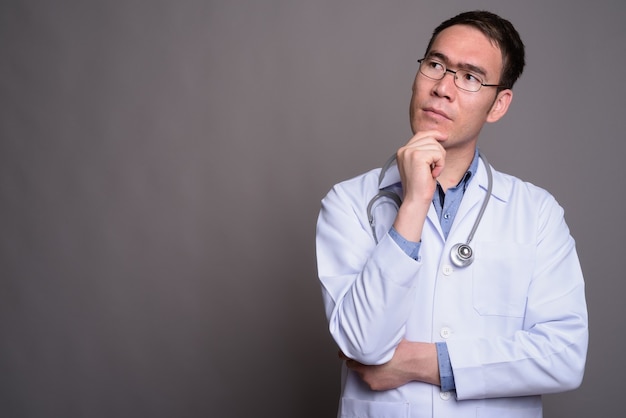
xmin=442 ymin=265 xmax=454 ymax=276
xmin=443 ymin=213 xmax=450 ymax=219
xmin=440 ymin=391 xmax=451 ymax=400
xmin=440 ymin=327 xmax=452 ymax=339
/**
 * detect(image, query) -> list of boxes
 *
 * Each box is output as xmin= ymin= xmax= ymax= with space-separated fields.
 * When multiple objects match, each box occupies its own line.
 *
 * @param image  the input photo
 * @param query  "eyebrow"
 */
xmin=427 ymin=51 xmax=489 ymax=78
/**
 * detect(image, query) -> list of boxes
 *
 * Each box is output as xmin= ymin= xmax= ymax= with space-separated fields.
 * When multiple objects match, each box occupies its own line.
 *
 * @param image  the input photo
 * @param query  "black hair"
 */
xmin=425 ymin=10 xmax=525 ymax=90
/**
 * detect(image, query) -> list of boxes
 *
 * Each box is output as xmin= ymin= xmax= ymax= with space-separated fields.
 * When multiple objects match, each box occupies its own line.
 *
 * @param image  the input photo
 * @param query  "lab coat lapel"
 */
xmin=449 ymin=159 xmax=491 ymax=239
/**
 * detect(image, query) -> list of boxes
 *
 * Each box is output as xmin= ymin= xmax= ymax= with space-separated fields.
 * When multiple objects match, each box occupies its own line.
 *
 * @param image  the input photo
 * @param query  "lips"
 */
xmin=423 ymin=107 xmax=452 ymax=121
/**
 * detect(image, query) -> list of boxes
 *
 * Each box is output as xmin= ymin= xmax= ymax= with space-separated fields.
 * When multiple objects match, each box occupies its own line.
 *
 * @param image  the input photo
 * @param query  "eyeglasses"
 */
xmin=417 ymin=58 xmax=506 ymax=92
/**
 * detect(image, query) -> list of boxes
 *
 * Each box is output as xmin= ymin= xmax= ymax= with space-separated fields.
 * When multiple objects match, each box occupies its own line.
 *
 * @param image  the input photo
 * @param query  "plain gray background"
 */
xmin=1 ymin=0 xmax=624 ymax=417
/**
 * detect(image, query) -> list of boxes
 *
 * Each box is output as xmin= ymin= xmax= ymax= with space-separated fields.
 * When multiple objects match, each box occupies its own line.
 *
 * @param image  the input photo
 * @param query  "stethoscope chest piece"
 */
xmin=368 ymin=151 xmax=493 ymax=269
xmin=450 ymin=243 xmax=474 ymax=268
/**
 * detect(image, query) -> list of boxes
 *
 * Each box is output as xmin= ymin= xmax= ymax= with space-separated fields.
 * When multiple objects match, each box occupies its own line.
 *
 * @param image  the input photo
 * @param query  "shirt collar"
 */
xmin=434 ymin=148 xmax=479 ymax=204
xmin=457 ymin=148 xmax=479 ymax=192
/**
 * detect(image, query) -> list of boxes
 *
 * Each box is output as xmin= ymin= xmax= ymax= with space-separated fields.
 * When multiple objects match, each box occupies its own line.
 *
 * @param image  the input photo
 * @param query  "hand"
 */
xmin=339 ymin=339 xmax=440 ymax=391
xmin=396 ymin=131 xmax=447 ymax=204
xmin=393 ymin=132 xmax=447 ymax=242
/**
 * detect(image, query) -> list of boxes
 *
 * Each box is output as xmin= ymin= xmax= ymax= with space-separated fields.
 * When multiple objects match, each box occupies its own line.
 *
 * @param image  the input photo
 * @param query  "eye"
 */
xmin=427 ymin=59 xmax=445 ymax=71
xmin=461 ymin=71 xmax=482 ymax=84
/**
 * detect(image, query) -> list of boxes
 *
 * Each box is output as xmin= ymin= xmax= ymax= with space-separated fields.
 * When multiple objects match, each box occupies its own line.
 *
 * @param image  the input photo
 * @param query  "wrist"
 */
xmin=393 ymin=202 xmax=429 ymax=242
xmin=397 ymin=340 xmax=440 ymax=386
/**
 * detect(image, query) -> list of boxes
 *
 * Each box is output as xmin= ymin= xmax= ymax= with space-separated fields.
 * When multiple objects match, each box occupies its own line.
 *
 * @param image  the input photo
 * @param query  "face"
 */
xmin=409 ymin=24 xmax=512 ymax=154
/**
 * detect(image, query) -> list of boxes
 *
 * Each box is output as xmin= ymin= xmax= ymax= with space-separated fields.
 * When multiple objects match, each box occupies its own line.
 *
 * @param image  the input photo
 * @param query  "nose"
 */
xmin=433 ymin=70 xmax=456 ymax=99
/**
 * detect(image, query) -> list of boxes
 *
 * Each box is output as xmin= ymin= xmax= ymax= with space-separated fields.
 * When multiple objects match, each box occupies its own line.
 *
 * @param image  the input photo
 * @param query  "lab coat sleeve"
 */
xmin=448 ymin=192 xmax=588 ymax=399
xmin=316 ymin=179 xmax=421 ymax=365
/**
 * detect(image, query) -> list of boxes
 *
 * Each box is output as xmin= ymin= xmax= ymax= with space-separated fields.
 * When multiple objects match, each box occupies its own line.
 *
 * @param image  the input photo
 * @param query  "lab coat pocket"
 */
xmin=340 ymin=397 xmax=410 ymax=417
xmin=472 ymin=241 xmax=534 ymax=317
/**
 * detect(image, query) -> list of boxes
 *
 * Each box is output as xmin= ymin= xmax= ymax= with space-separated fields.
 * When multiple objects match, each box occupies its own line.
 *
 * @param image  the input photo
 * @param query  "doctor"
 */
xmin=316 ymin=10 xmax=588 ymax=418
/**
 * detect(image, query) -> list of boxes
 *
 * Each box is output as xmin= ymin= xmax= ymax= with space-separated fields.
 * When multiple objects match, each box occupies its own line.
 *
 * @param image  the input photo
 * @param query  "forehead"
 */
xmin=428 ymin=24 xmax=503 ymax=77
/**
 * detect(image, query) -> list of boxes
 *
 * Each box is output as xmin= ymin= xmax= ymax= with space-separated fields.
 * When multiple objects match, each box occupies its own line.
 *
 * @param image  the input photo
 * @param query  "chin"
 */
xmin=412 ymin=122 xmax=447 ymax=136
xmin=413 ymin=113 xmax=448 ymax=131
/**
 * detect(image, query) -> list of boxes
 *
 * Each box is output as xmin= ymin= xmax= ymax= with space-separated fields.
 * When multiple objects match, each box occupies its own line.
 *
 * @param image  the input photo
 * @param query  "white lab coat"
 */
xmin=315 ymin=157 xmax=588 ymax=418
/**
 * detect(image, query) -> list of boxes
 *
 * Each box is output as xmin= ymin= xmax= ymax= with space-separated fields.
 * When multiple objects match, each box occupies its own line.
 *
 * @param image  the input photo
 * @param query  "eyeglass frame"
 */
xmin=416 ymin=58 xmax=508 ymax=92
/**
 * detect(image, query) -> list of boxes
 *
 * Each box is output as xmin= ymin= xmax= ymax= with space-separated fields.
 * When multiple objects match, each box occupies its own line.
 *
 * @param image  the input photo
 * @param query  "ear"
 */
xmin=486 ymin=89 xmax=513 ymax=123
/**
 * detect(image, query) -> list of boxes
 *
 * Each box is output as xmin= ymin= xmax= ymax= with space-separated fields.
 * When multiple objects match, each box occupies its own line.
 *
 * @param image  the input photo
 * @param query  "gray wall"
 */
xmin=0 ymin=1 xmax=623 ymax=417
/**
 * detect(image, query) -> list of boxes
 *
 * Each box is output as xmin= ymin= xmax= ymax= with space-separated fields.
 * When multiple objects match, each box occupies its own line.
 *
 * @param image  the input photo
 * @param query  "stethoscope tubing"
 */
xmin=367 ymin=151 xmax=493 ymax=267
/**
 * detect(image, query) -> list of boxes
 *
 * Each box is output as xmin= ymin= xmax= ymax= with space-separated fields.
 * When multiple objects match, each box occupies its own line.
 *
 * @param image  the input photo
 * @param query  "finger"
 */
xmin=345 ymin=359 xmax=361 ymax=370
xmin=431 ymin=157 xmax=445 ymax=178
xmin=405 ymin=130 xmax=447 ymax=146
xmin=397 ymin=144 xmax=446 ymax=175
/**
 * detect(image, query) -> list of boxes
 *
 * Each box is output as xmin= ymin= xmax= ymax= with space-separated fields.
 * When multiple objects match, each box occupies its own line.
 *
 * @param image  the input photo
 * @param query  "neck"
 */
xmin=437 ymin=147 xmax=476 ymax=192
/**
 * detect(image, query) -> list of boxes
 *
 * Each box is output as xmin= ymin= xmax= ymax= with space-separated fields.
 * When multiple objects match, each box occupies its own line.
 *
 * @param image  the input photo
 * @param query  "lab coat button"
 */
xmin=442 ymin=265 xmax=454 ymax=276
xmin=440 ymin=327 xmax=452 ymax=339
xmin=440 ymin=391 xmax=451 ymax=400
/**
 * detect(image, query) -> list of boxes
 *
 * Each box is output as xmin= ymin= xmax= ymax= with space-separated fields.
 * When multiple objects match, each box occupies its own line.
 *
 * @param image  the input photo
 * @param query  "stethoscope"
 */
xmin=366 ymin=151 xmax=493 ymax=268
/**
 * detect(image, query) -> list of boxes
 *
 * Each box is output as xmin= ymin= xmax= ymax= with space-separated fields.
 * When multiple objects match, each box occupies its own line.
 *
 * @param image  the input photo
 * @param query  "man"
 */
xmin=315 ymin=10 xmax=588 ymax=418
